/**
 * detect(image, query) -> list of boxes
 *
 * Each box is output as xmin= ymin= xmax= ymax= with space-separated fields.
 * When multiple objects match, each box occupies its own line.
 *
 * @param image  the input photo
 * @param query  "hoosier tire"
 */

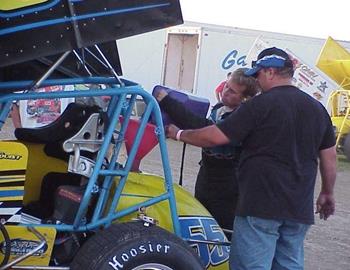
xmin=70 ymin=222 xmax=204 ymax=270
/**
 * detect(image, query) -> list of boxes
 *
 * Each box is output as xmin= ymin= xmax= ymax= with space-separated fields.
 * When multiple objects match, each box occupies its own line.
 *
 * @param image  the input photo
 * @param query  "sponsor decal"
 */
xmin=58 ymin=188 xmax=82 ymax=203
xmin=317 ymin=81 xmax=328 ymax=94
xmin=0 ymin=152 xmax=22 ymax=161
xmin=0 ymin=239 xmax=47 ymax=256
xmin=222 ymin=50 xmax=247 ymax=70
xmin=180 ymin=216 xmax=229 ymax=268
xmin=108 ymin=242 xmax=170 ymax=270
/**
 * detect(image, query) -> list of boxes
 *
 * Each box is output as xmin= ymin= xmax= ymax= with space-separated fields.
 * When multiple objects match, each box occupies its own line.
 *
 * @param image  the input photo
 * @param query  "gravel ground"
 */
xmin=2 ymin=118 xmax=349 ymax=270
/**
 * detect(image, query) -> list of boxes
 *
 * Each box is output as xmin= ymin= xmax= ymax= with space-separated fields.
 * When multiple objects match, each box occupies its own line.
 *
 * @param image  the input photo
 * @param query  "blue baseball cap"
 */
xmin=245 ymin=47 xmax=293 ymax=77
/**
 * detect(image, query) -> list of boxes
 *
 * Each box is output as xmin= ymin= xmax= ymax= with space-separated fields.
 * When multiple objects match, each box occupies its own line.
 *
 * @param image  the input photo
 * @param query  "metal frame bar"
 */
xmin=0 ymin=77 xmax=181 ymax=236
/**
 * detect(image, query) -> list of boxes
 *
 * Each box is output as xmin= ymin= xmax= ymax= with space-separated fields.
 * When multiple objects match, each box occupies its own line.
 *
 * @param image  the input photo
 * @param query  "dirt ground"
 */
xmin=141 ymin=140 xmax=350 ymax=270
xmin=2 ymin=119 xmax=349 ymax=270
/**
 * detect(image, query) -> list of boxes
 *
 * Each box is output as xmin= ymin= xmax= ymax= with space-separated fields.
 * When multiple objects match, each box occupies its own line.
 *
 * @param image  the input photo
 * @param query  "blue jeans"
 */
xmin=229 ymin=216 xmax=310 ymax=270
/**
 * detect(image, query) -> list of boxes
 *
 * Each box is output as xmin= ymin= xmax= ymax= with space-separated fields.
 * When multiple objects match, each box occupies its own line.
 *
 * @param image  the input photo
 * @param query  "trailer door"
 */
xmin=163 ymin=33 xmax=198 ymax=93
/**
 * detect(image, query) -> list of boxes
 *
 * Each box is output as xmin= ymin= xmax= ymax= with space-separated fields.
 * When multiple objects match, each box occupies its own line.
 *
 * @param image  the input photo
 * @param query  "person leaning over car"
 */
xmin=165 ymin=47 xmax=337 ymax=270
xmin=155 ymin=68 xmax=259 ymax=238
xmin=215 ymin=71 xmax=232 ymax=102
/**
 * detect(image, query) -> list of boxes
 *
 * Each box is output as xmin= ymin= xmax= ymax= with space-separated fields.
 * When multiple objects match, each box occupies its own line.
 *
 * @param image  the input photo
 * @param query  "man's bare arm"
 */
xmin=316 ymin=146 xmax=337 ymax=220
xmin=166 ymin=124 xmax=230 ymax=147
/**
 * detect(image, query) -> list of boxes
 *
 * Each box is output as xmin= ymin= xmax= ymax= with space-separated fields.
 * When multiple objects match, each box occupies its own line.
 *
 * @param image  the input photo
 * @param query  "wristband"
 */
xmin=176 ymin=129 xmax=184 ymax=141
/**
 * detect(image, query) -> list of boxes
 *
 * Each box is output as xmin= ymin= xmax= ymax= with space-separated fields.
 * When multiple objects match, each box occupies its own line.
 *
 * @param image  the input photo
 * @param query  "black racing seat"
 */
xmin=19 ymin=103 xmax=108 ymax=222
xmin=15 ymin=103 xmax=101 ymax=144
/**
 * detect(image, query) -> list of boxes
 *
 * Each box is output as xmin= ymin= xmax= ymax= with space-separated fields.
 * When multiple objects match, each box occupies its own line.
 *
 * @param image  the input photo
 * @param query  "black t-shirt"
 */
xmin=217 ymin=85 xmax=335 ymax=224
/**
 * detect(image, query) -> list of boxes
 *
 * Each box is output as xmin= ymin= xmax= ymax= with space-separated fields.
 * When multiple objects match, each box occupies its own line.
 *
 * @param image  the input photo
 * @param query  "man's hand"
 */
xmin=154 ymin=89 xmax=168 ymax=102
xmin=165 ymin=124 xmax=180 ymax=140
xmin=165 ymin=124 xmax=230 ymax=147
xmin=317 ymin=146 xmax=336 ymax=220
xmin=316 ymin=192 xmax=335 ymax=220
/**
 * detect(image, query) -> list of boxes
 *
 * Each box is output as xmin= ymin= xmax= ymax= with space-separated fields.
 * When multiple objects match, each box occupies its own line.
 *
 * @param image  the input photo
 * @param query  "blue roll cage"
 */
xmin=0 ymin=76 xmax=181 ymax=236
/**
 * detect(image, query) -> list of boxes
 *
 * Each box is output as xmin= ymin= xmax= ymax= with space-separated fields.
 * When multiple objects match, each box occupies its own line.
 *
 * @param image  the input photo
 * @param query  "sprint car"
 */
xmin=0 ymin=0 xmax=230 ymax=269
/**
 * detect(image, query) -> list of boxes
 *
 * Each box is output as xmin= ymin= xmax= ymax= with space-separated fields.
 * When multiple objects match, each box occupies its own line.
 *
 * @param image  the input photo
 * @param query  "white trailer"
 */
xmin=118 ymin=21 xmax=350 ymax=106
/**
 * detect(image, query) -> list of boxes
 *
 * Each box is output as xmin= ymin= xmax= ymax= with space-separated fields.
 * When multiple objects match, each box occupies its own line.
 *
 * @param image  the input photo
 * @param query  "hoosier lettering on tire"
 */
xmin=70 ymin=221 xmax=204 ymax=270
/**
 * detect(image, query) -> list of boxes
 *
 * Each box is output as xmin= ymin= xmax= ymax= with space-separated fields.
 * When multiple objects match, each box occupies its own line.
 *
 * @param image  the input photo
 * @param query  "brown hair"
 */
xmin=229 ymin=68 xmax=260 ymax=98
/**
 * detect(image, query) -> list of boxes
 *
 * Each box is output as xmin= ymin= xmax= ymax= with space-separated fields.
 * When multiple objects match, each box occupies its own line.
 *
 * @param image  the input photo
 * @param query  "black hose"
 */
xmin=0 ymin=222 xmax=11 ymax=267
xmin=179 ymin=142 xmax=187 ymax=186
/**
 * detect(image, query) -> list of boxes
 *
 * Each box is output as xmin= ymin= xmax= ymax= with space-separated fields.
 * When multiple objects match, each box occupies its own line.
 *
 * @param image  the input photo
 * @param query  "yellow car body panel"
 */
xmin=0 ymin=0 xmax=49 ymax=11
xmin=114 ymin=172 xmax=230 ymax=270
xmin=332 ymin=116 xmax=350 ymax=136
xmin=21 ymin=142 xmax=70 ymax=204
xmin=0 ymin=141 xmax=229 ymax=269
xmin=0 ymin=142 xmax=27 ymax=223
xmin=0 ymin=142 xmax=27 ymax=171
xmin=0 ymin=226 xmax=56 ymax=266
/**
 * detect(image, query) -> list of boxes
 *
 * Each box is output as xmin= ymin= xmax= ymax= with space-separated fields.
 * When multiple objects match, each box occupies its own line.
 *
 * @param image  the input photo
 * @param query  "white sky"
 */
xmin=180 ymin=0 xmax=349 ymax=41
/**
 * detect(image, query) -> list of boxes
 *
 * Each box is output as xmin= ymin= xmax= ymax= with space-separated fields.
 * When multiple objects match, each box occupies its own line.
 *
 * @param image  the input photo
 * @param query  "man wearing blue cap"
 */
xmin=165 ymin=47 xmax=336 ymax=269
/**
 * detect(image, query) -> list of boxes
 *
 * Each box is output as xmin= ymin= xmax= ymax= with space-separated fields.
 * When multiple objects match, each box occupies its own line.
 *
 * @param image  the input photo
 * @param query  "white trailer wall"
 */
xmin=118 ymin=21 xmax=350 ymax=106
xmin=194 ymin=23 xmax=350 ymax=104
xmin=194 ymin=27 xmax=254 ymax=102
xmin=118 ymin=28 xmax=167 ymax=92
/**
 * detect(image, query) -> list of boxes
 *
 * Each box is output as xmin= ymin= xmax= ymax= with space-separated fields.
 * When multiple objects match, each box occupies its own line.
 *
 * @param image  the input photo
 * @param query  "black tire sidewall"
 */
xmin=97 ymin=233 xmax=202 ymax=269
xmin=71 ymin=222 xmax=204 ymax=270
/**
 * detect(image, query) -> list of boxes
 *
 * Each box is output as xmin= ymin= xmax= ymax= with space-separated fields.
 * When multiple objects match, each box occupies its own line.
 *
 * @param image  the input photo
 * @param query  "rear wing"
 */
xmin=0 ymin=0 xmax=183 ymax=68
xmin=316 ymin=37 xmax=350 ymax=88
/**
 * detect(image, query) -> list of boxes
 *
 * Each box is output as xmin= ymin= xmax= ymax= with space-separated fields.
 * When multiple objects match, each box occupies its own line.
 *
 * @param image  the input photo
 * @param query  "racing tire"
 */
xmin=70 ymin=221 xmax=204 ymax=270
xmin=344 ymin=133 xmax=350 ymax=160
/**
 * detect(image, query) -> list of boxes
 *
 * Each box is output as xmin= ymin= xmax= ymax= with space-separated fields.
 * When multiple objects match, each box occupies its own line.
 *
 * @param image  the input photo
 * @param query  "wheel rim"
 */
xmin=132 ymin=263 xmax=173 ymax=270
